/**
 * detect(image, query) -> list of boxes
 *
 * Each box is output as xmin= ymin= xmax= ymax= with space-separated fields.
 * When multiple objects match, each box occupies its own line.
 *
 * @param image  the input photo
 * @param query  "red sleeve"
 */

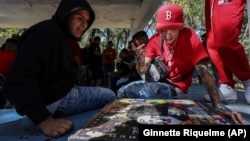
xmin=145 ymin=33 xmax=162 ymax=59
xmin=189 ymin=29 xmax=209 ymax=65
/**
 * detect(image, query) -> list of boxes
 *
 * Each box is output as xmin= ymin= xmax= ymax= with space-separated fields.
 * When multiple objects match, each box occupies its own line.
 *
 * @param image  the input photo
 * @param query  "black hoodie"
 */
xmin=3 ymin=0 xmax=95 ymax=125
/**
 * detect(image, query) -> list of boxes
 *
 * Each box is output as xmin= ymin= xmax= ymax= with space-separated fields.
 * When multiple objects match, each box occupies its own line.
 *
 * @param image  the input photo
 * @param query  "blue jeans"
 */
xmin=54 ymin=85 xmax=116 ymax=117
xmin=117 ymin=80 xmax=177 ymax=99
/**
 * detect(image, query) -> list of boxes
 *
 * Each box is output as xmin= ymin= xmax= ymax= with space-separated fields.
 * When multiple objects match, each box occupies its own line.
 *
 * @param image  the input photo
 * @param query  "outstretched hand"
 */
xmin=38 ymin=116 xmax=74 ymax=138
xmin=219 ymin=110 xmax=246 ymax=124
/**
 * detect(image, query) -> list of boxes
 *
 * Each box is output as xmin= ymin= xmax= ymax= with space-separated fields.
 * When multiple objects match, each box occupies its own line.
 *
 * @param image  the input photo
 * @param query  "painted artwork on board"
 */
xmin=68 ymin=99 xmax=232 ymax=141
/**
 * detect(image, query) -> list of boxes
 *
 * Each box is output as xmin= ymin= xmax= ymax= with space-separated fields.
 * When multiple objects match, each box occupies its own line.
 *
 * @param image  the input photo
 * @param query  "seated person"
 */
xmin=0 ymin=38 xmax=18 ymax=77
xmin=109 ymin=48 xmax=133 ymax=93
xmin=3 ymin=0 xmax=116 ymax=138
xmin=0 ymin=38 xmax=18 ymax=108
xmin=116 ymin=40 xmax=142 ymax=88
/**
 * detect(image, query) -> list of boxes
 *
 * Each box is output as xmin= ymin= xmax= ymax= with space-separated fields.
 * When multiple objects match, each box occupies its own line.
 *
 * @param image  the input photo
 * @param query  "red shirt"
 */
xmin=0 ymin=51 xmax=16 ymax=76
xmin=145 ymin=28 xmax=209 ymax=93
xmin=103 ymin=48 xmax=117 ymax=65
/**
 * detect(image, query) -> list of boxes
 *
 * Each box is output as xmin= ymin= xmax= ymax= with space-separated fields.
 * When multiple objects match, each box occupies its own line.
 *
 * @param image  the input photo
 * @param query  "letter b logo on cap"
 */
xmin=155 ymin=4 xmax=184 ymax=30
xmin=165 ymin=11 xmax=172 ymax=21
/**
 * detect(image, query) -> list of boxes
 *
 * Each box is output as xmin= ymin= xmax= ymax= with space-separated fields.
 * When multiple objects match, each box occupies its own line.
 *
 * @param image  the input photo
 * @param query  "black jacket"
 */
xmin=3 ymin=0 xmax=95 ymax=125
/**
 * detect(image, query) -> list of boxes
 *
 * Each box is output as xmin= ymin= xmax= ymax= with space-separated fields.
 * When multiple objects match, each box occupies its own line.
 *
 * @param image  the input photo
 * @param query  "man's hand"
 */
xmin=132 ymin=40 xmax=146 ymax=62
xmin=132 ymin=40 xmax=151 ymax=75
xmin=221 ymin=111 xmax=245 ymax=124
xmin=38 ymin=116 xmax=74 ymax=138
xmin=196 ymin=60 xmax=246 ymax=124
xmin=215 ymin=103 xmax=246 ymax=124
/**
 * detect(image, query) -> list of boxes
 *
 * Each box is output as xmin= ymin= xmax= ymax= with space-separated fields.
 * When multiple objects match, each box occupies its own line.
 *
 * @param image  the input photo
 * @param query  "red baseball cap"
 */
xmin=155 ymin=3 xmax=184 ymax=30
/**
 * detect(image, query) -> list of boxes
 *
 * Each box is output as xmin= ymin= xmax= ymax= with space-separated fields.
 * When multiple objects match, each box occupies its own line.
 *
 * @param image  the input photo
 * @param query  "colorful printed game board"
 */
xmin=68 ymin=99 xmax=233 ymax=141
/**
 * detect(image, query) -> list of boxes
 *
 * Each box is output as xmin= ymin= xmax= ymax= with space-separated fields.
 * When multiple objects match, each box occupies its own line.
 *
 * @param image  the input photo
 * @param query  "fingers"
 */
xmin=131 ymin=42 xmax=137 ymax=51
xmin=136 ymin=45 xmax=146 ymax=58
xmin=220 ymin=110 xmax=246 ymax=125
xmin=131 ymin=40 xmax=141 ymax=51
xmin=39 ymin=117 xmax=74 ymax=138
xmin=231 ymin=112 xmax=246 ymax=124
xmin=52 ymin=130 xmax=61 ymax=138
xmin=52 ymin=123 xmax=74 ymax=137
xmin=133 ymin=40 xmax=141 ymax=47
xmin=131 ymin=41 xmax=145 ymax=55
xmin=54 ymin=119 xmax=74 ymax=136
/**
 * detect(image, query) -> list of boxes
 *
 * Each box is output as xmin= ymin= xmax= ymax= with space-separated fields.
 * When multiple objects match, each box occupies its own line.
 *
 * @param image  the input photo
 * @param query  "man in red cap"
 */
xmin=133 ymin=3 xmax=245 ymax=124
xmin=203 ymin=0 xmax=250 ymax=104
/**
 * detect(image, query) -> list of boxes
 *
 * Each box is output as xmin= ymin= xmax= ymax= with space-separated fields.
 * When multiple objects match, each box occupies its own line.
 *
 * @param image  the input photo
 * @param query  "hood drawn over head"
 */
xmin=53 ymin=0 xmax=95 ymax=35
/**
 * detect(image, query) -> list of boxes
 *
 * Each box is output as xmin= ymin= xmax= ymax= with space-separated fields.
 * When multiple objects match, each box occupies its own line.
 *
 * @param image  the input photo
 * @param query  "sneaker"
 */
xmin=243 ymin=79 xmax=250 ymax=104
xmin=203 ymin=84 xmax=237 ymax=102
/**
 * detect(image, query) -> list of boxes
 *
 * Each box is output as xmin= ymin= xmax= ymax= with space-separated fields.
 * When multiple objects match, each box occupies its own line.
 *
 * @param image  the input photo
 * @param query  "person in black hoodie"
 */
xmin=3 ymin=0 xmax=116 ymax=138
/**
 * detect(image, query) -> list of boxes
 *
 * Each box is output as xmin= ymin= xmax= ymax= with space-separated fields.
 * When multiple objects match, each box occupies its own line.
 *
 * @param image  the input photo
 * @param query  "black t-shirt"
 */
xmin=88 ymin=42 xmax=102 ymax=67
xmin=81 ymin=47 xmax=89 ymax=65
